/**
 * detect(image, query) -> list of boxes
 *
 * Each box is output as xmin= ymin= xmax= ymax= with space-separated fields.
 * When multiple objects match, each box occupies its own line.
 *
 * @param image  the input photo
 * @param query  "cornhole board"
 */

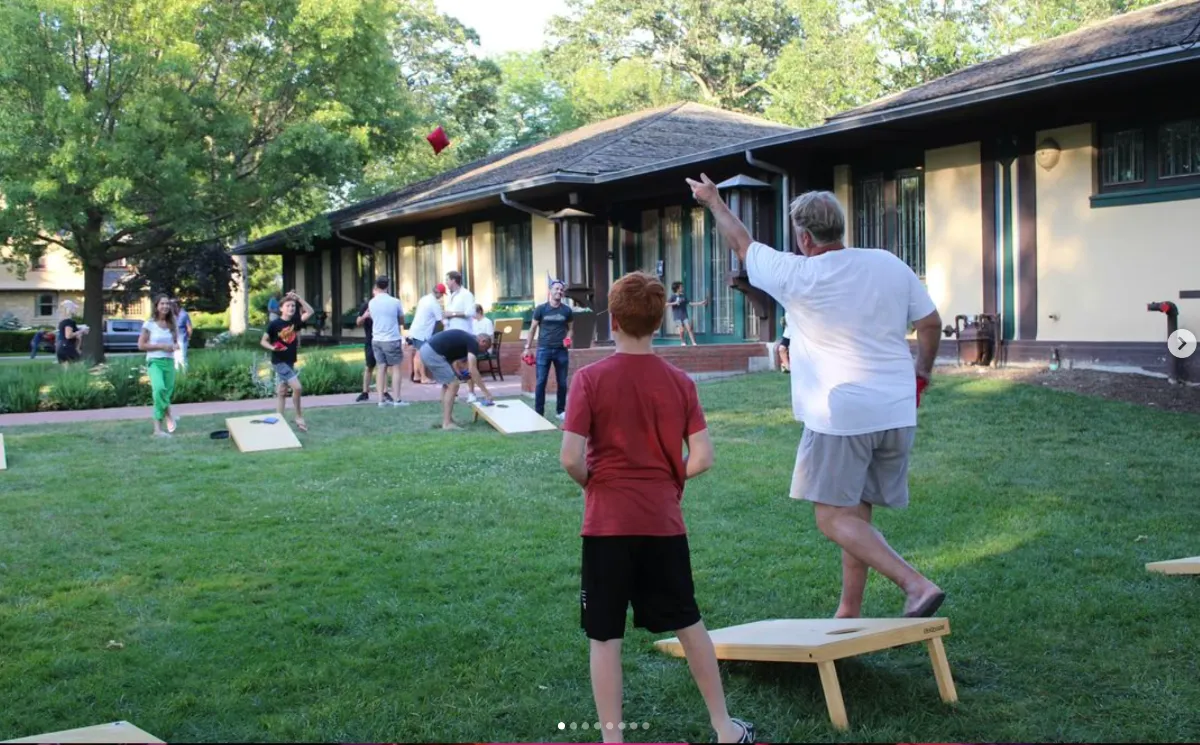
xmin=225 ymin=415 xmax=302 ymax=453
xmin=655 ymin=618 xmax=956 ymax=731
xmin=3 ymin=720 xmax=164 ymax=743
xmin=0 ymin=433 xmax=7 ymax=470
xmin=470 ymin=399 xmax=558 ymax=434
xmin=1146 ymin=556 xmax=1200 ymax=575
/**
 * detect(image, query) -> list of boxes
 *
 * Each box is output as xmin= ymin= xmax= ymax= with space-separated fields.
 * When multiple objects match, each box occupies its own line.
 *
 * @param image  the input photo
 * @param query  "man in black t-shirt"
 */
xmin=525 ymin=281 xmax=574 ymax=419
xmin=260 ymin=291 xmax=315 ymax=432
xmin=355 ymin=298 xmax=376 ymax=402
xmin=419 ymin=329 xmax=496 ymax=430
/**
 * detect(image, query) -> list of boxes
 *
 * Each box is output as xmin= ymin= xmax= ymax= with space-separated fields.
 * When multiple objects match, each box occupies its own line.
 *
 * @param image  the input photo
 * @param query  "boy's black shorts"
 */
xmin=580 ymin=535 xmax=701 ymax=641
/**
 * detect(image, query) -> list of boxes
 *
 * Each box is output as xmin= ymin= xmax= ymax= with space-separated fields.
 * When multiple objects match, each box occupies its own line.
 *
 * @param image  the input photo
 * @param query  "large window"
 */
xmin=1100 ymin=117 xmax=1200 ymax=193
xmin=689 ymin=208 xmax=708 ymax=335
xmin=36 ymin=293 xmax=55 ymax=317
xmin=415 ymin=237 xmax=441 ymax=297
xmin=493 ymin=219 xmax=532 ymax=300
xmin=456 ymin=232 xmax=474 ymax=290
xmin=357 ymin=248 xmax=375 ymax=305
xmin=853 ymin=170 xmax=925 ymax=276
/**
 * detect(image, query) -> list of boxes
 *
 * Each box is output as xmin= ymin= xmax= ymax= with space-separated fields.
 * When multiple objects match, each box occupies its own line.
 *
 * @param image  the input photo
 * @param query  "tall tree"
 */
xmin=0 ymin=0 xmax=414 ymax=361
xmin=545 ymin=0 xmax=802 ymax=114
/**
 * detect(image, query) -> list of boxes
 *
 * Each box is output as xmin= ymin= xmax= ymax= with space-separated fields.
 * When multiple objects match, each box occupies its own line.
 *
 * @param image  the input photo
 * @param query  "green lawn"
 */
xmin=1 ymin=373 xmax=1197 ymax=743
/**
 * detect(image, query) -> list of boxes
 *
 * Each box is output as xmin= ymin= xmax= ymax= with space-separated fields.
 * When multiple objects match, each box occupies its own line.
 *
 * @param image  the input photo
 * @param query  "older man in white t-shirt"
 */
xmin=406 ymin=283 xmax=445 ymax=383
xmin=688 ymin=173 xmax=946 ymax=620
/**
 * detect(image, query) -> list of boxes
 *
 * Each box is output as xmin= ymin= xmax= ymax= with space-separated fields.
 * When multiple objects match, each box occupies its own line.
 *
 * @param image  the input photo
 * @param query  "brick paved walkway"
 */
xmin=0 ymin=380 xmax=523 ymax=427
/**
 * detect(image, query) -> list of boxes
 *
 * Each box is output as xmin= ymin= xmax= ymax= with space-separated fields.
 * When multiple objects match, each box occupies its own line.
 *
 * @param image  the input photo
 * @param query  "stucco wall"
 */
xmin=472 ymin=222 xmax=496 ymax=310
xmin=833 ymin=165 xmax=853 ymax=245
xmin=397 ymin=237 xmax=417 ymax=309
xmin=532 ymin=215 xmax=556 ymax=302
xmin=924 ymin=143 xmax=985 ymax=322
xmin=0 ymin=291 xmax=85 ymax=326
xmin=1036 ymin=123 xmax=1200 ymax=341
xmin=441 ymin=228 xmax=458 ymax=279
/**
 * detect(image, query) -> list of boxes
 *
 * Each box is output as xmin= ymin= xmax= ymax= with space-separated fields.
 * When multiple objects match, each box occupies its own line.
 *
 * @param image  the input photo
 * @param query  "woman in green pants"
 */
xmin=139 ymin=294 xmax=180 ymax=437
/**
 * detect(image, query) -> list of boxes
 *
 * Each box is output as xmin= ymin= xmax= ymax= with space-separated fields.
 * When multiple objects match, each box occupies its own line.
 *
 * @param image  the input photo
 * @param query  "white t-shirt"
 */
xmin=745 ymin=242 xmax=937 ymax=436
xmin=142 ymin=320 xmax=175 ymax=360
xmin=409 ymin=293 xmax=444 ymax=340
xmin=367 ymin=293 xmax=406 ymax=343
xmin=472 ymin=316 xmax=495 ymax=339
xmin=445 ymin=287 xmax=475 ymax=332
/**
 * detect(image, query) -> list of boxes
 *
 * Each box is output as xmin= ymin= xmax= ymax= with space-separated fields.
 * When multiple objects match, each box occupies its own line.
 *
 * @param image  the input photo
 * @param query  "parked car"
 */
xmin=103 ymin=318 xmax=145 ymax=352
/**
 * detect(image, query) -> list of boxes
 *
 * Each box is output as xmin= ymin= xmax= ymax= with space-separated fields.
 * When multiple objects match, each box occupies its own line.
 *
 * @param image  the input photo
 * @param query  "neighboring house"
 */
xmin=236 ymin=0 xmax=1200 ymax=379
xmin=0 ymin=248 xmax=147 ymax=326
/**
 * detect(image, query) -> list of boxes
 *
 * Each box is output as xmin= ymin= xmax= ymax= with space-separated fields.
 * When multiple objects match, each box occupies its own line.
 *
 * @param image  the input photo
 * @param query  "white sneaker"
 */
xmin=556 ymin=411 xmax=566 ymax=420
xmin=391 ymin=400 xmax=411 ymax=407
xmin=467 ymin=393 xmax=478 ymax=403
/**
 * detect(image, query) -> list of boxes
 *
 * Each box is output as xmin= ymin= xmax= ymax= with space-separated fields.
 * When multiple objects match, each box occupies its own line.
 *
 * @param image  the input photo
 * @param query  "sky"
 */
xmin=434 ymin=0 xmax=571 ymax=57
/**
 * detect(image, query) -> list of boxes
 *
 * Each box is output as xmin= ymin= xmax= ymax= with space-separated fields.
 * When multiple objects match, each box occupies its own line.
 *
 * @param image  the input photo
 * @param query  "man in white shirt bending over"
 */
xmin=688 ymin=173 xmax=946 ymax=620
xmin=441 ymin=270 xmax=475 ymax=333
xmin=366 ymin=275 xmax=410 ymax=407
xmin=407 ymin=283 xmax=445 ymax=383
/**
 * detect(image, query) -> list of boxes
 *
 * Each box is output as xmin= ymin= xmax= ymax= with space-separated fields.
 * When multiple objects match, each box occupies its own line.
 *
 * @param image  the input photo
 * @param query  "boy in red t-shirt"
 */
xmin=560 ymin=272 xmax=754 ymax=744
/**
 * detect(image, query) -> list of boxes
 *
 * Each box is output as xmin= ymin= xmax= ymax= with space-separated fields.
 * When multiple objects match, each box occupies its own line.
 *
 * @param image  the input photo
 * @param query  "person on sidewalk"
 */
xmin=355 ymin=295 xmax=376 ymax=403
xmin=668 ymin=281 xmax=708 ymax=346
xmin=559 ymin=271 xmax=755 ymax=745
xmin=526 ymin=279 xmax=573 ymax=420
xmin=441 ymin=270 xmax=474 ymax=332
xmin=139 ymin=294 xmax=180 ymax=437
xmin=418 ymin=328 xmax=496 ymax=430
xmin=688 ymin=173 xmax=946 ymax=619
xmin=406 ymin=283 xmax=446 ymax=384
xmin=367 ymin=276 xmax=410 ymax=408
xmin=173 ymin=300 xmax=192 ymax=370
xmin=261 ymin=290 xmax=314 ymax=432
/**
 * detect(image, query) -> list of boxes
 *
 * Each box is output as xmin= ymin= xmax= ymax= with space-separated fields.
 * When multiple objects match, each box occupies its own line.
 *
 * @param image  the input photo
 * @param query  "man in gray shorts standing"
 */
xmin=689 ymin=173 xmax=946 ymax=619
xmin=367 ymin=276 xmax=410 ymax=408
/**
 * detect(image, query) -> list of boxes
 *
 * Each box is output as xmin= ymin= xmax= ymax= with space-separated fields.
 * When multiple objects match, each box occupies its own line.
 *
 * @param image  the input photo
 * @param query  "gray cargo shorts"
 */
xmin=372 ymin=339 xmax=403 ymax=367
xmin=419 ymin=342 xmax=458 ymax=385
xmin=790 ymin=426 xmax=917 ymax=509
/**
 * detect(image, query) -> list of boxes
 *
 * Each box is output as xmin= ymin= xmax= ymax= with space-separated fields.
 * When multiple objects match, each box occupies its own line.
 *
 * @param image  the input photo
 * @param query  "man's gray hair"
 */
xmin=789 ymin=191 xmax=846 ymax=246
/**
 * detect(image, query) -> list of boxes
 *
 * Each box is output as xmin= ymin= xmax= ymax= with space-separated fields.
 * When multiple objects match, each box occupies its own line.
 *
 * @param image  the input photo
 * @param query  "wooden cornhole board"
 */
xmin=1146 ymin=556 xmax=1200 ymax=575
xmin=225 ymin=415 xmax=302 ymax=453
xmin=0 ymin=433 xmax=7 ymax=470
xmin=3 ymin=720 xmax=164 ymax=743
xmin=471 ymin=399 xmax=558 ymax=434
xmin=655 ymin=618 xmax=957 ymax=731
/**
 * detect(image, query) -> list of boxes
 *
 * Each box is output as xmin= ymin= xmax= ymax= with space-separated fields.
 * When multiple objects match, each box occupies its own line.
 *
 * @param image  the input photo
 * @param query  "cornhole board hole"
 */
xmin=1146 ymin=556 xmax=1200 ymax=575
xmin=225 ymin=415 xmax=302 ymax=453
xmin=655 ymin=618 xmax=957 ymax=731
xmin=471 ymin=399 xmax=558 ymax=434
xmin=3 ymin=720 xmax=164 ymax=743
xmin=0 ymin=433 xmax=7 ymax=470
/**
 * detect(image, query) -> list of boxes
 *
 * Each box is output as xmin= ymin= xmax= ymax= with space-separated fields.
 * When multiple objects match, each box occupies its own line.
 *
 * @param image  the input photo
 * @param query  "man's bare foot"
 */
xmin=833 ymin=608 xmax=861 ymax=619
xmin=903 ymin=582 xmax=945 ymax=617
xmin=442 ymin=422 xmax=461 ymax=430
xmin=295 ymin=418 xmax=308 ymax=433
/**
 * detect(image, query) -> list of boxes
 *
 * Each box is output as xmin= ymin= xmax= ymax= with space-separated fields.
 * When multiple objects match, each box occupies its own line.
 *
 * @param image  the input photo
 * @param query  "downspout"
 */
xmin=745 ymin=150 xmax=790 ymax=254
xmin=500 ymin=192 xmax=552 ymax=219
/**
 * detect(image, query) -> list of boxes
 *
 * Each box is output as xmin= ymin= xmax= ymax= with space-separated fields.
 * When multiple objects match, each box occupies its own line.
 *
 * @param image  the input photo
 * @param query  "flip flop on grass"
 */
xmin=904 ymin=590 xmax=946 ymax=618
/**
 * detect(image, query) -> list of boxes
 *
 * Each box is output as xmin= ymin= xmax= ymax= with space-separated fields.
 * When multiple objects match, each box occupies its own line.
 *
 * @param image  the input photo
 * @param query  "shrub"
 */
xmin=99 ymin=358 xmax=151 ymax=408
xmin=188 ymin=310 xmax=229 ymax=329
xmin=296 ymin=352 xmax=361 ymax=396
xmin=208 ymin=330 xmax=266 ymax=350
xmin=0 ymin=330 xmax=37 ymax=353
xmin=0 ymin=365 xmax=46 ymax=413
xmin=46 ymin=365 xmax=107 ymax=411
xmin=177 ymin=350 xmax=264 ymax=401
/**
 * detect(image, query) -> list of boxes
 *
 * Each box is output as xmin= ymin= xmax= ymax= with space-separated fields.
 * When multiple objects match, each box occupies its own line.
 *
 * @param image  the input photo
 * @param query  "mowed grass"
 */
xmin=1 ymin=373 xmax=1198 ymax=743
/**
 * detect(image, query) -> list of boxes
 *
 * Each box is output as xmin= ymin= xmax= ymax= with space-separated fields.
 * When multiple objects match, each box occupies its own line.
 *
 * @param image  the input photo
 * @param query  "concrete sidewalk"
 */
xmin=0 ymin=379 xmax=523 ymax=427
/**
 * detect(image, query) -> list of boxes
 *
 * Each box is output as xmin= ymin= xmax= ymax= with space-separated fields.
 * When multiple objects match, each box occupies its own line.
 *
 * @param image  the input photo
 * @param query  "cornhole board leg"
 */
xmin=927 ymin=637 xmax=958 ymax=703
xmin=1146 ymin=556 xmax=1200 ymax=575
xmin=0 ymin=433 xmax=7 ymax=470
xmin=2 ymin=720 xmax=164 ymax=743
xmin=816 ymin=660 xmax=849 ymax=731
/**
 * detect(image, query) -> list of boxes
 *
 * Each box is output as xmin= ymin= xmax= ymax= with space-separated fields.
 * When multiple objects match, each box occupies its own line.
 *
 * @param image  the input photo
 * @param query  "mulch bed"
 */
xmin=937 ymin=365 xmax=1200 ymax=415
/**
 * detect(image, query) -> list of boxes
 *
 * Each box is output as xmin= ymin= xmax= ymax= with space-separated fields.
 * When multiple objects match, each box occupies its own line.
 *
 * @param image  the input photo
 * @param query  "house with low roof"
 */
xmin=236 ymin=0 xmax=1200 ymax=382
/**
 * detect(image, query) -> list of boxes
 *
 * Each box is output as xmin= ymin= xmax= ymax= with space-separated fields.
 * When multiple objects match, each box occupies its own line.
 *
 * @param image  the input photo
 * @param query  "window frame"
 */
xmin=36 ymin=293 xmax=55 ymax=317
xmin=852 ymin=167 xmax=926 ymax=278
xmin=1094 ymin=113 xmax=1200 ymax=204
xmin=492 ymin=217 xmax=533 ymax=302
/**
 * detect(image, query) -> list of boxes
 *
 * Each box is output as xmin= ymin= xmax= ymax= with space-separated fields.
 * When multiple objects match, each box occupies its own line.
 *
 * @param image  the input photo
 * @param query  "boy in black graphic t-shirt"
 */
xmin=260 ymin=291 xmax=315 ymax=431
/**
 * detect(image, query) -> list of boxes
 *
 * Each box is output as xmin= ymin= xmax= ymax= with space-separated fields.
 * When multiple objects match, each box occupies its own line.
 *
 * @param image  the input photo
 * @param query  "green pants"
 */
xmin=148 ymin=357 xmax=176 ymax=421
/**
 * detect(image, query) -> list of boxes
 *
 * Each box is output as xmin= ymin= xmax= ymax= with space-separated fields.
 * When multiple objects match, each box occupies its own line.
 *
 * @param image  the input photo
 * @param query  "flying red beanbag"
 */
xmin=916 ymin=375 xmax=929 ymax=407
xmin=426 ymin=125 xmax=450 ymax=155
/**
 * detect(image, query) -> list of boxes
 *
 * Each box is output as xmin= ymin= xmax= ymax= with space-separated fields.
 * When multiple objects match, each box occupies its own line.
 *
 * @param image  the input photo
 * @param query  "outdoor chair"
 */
xmin=475 ymin=330 xmax=503 ymax=381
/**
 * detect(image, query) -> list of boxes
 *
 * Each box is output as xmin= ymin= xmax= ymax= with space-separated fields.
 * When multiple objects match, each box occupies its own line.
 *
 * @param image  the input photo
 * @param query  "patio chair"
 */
xmin=475 ymin=330 xmax=503 ymax=381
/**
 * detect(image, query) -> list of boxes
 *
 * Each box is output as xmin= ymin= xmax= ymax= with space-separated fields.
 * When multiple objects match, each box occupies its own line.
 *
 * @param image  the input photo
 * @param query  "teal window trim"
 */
xmin=1090 ymin=182 xmax=1200 ymax=208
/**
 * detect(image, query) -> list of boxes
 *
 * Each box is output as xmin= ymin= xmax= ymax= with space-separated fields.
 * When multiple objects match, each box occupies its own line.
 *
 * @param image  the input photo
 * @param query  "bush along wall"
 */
xmin=0 ymin=349 xmax=369 ymax=413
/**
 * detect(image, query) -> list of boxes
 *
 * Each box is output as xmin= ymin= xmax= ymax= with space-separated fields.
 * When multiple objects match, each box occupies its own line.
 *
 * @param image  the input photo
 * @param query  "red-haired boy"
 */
xmin=560 ymin=271 xmax=754 ymax=744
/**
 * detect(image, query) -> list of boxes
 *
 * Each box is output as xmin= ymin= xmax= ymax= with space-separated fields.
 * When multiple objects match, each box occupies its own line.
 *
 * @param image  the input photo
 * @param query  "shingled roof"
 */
xmin=832 ymin=0 xmax=1200 ymax=120
xmin=236 ymin=102 xmax=795 ymax=253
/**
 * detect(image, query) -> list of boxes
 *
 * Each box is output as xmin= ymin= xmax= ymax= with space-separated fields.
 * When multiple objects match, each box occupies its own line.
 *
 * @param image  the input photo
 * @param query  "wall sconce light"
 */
xmin=1035 ymin=138 xmax=1061 ymax=171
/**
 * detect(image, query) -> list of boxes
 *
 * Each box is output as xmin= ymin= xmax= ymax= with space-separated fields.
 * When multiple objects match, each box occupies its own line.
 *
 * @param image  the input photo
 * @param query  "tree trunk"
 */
xmin=83 ymin=261 xmax=107 ymax=364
